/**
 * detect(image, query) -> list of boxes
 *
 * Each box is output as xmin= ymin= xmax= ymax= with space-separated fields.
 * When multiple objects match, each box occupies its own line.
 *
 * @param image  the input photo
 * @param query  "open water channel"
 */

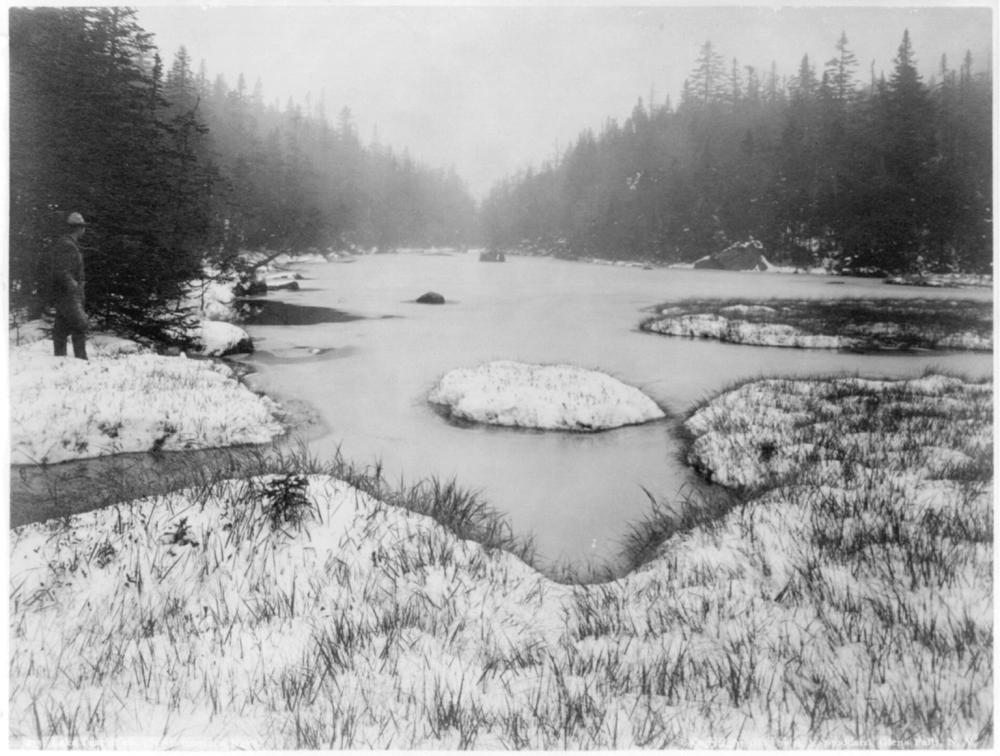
xmin=228 ymin=251 xmax=991 ymax=571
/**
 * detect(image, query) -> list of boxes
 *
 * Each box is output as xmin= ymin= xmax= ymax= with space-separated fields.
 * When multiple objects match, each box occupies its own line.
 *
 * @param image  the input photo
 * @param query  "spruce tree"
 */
xmin=690 ymin=41 xmax=727 ymax=105
xmin=825 ymin=31 xmax=858 ymax=103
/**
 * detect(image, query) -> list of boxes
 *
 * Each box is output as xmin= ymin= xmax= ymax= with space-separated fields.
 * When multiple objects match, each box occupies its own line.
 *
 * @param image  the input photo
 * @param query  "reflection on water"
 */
xmin=238 ymin=298 xmax=364 ymax=325
xmin=10 ymin=446 xmax=260 ymax=529
xmin=13 ymin=253 xmax=992 ymax=573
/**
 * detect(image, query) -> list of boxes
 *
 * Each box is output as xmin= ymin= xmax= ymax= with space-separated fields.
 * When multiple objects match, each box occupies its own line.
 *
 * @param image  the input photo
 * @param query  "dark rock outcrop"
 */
xmin=222 ymin=333 xmax=255 ymax=356
xmin=235 ymin=279 xmax=268 ymax=296
xmin=416 ymin=291 xmax=446 ymax=305
xmin=693 ymin=256 xmax=726 ymax=270
xmin=694 ymin=240 xmax=769 ymax=271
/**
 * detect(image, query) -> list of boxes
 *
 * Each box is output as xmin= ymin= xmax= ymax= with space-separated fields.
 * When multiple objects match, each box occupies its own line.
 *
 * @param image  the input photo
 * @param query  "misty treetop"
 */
xmin=482 ymin=32 xmax=992 ymax=274
xmin=9 ymin=7 xmax=477 ymax=342
xmin=181 ymin=61 xmax=477 ymax=256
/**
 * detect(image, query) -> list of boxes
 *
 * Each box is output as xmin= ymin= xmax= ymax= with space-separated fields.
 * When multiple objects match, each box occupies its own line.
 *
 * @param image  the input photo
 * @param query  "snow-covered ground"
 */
xmin=428 ymin=360 xmax=665 ymax=430
xmin=886 ymin=272 xmax=993 ymax=288
xmin=9 ymin=373 xmax=990 ymax=748
xmin=9 ymin=337 xmax=284 ymax=465
xmin=647 ymin=312 xmax=853 ymax=348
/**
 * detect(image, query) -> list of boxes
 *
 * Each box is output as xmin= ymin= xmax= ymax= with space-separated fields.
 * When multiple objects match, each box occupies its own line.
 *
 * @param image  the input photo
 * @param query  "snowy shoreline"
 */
xmin=501 ymin=249 xmax=992 ymax=288
xmin=9 ymin=362 xmax=991 ymax=747
xmin=9 ymin=335 xmax=285 ymax=466
xmin=8 ymin=251 xmax=342 ymax=467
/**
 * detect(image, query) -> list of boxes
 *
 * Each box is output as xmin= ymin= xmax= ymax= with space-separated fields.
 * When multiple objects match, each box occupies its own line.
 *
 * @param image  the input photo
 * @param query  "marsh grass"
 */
xmin=673 ymin=372 xmax=993 ymax=742
xmin=322 ymin=452 xmax=537 ymax=565
xmin=640 ymin=297 xmax=992 ymax=351
xmin=619 ymin=483 xmax=738 ymax=573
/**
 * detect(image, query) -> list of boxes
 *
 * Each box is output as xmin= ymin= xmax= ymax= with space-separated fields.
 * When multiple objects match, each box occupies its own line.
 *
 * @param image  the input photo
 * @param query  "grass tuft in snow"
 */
xmin=330 ymin=456 xmax=537 ymax=565
xmin=620 ymin=484 xmax=738 ymax=573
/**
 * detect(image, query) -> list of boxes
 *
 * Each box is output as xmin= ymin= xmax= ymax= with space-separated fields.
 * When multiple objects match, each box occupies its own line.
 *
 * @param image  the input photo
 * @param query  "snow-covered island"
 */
xmin=9 ymin=370 xmax=991 ymax=748
xmin=642 ymin=297 xmax=992 ymax=351
xmin=427 ymin=360 xmax=665 ymax=431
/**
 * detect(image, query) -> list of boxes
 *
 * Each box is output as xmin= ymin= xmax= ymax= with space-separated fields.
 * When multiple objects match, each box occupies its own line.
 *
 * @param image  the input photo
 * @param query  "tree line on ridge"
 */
xmin=481 ymin=32 xmax=991 ymax=274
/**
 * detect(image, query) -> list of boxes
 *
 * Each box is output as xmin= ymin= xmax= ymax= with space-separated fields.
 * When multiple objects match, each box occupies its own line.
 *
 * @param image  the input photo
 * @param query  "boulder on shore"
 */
xmin=196 ymin=320 xmax=254 ymax=356
xmin=694 ymin=240 xmax=770 ymax=271
xmin=416 ymin=291 xmax=446 ymax=305
xmin=235 ymin=279 xmax=268 ymax=296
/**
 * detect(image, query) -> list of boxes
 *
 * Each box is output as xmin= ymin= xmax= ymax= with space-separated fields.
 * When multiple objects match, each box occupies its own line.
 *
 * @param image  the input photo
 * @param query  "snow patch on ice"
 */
xmin=647 ymin=314 xmax=853 ymax=349
xmin=428 ymin=360 xmax=665 ymax=431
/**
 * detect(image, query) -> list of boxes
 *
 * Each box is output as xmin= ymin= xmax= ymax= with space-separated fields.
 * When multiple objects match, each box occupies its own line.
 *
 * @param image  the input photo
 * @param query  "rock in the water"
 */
xmin=416 ymin=291 xmax=446 ymax=304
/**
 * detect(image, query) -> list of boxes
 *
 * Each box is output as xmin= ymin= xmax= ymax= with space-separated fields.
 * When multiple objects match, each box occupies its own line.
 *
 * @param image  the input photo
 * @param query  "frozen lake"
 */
xmin=235 ymin=252 xmax=992 ymax=571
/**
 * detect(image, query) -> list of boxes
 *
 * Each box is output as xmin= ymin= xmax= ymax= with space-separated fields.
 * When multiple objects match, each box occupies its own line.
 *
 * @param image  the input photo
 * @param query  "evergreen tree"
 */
xmin=10 ymin=7 xmax=208 ymax=341
xmin=850 ymin=30 xmax=937 ymax=271
xmin=825 ymin=31 xmax=858 ymax=103
xmin=689 ymin=40 xmax=727 ymax=104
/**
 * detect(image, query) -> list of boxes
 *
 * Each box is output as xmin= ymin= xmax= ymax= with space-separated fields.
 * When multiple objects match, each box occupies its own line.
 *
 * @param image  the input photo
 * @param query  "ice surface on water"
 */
xmin=179 ymin=255 xmax=998 ymax=567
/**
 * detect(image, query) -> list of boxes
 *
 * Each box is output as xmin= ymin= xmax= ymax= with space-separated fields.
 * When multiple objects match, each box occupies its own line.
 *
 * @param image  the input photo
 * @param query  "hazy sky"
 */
xmin=136 ymin=3 xmax=993 ymax=198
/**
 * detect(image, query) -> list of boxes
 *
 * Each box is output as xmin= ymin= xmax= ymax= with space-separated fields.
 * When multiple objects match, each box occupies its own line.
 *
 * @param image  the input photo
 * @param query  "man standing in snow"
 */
xmin=49 ymin=211 xmax=89 ymax=360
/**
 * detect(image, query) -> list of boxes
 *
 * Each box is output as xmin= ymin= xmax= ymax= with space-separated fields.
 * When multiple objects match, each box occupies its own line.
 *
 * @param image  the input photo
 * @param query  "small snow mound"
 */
xmin=428 ymin=360 xmax=665 ymax=431
xmin=905 ymin=374 xmax=964 ymax=395
xmin=195 ymin=320 xmax=254 ymax=356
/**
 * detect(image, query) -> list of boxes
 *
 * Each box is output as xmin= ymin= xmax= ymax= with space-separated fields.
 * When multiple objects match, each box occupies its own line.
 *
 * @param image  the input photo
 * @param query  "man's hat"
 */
xmin=67 ymin=212 xmax=86 ymax=226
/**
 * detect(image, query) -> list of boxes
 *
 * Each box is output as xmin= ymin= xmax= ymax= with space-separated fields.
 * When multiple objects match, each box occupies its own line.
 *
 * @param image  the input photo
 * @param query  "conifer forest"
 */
xmin=482 ymin=35 xmax=991 ymax=273
xmin=9 ymin=7 xmax=993 ymax=339
xmin=9 ymin=7 xmax=476 ymax=338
